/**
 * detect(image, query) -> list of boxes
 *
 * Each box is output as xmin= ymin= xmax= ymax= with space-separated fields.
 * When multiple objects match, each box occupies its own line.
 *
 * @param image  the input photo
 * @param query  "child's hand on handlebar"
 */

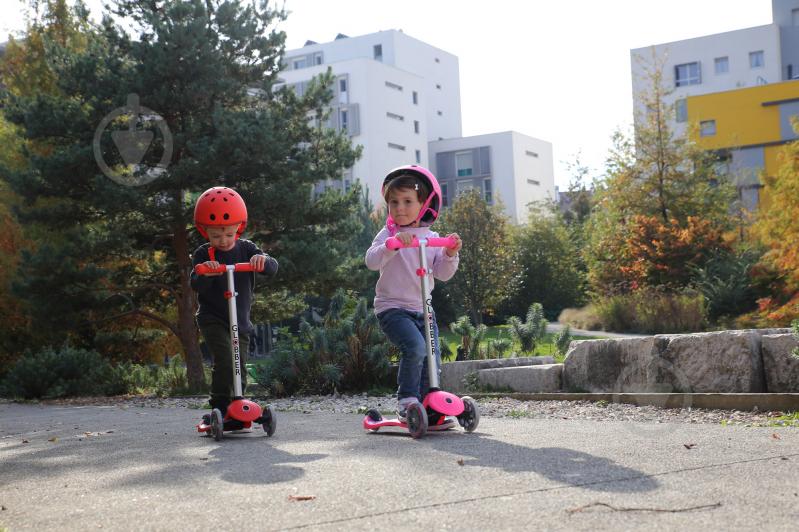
xmin=250 ymin=254 xmax=267 ymax=272
xmin=445 ymin=233 xmax=462 ymax=257
xmin=394 ymin=232 xmax=415 ymax=247
xmin=201 ymin=261 xmax=223 ymax=276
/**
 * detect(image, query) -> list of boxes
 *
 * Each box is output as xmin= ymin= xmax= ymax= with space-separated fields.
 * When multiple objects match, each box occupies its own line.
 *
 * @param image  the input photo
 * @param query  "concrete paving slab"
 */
xmin=0 ymin=402 xmax=797 ymax=531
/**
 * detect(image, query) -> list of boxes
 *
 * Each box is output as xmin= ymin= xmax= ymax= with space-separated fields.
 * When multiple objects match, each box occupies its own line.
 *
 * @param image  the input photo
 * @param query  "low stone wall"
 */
xmin=477 ymin=364 xmax=562 ymax=393
xmin=762 ymin=334 xmax=799 ymax=393
xmin=562 ymin=328 xmax=794 ymax=393
xmin=440 ymin=356 xmax=555 ymax=394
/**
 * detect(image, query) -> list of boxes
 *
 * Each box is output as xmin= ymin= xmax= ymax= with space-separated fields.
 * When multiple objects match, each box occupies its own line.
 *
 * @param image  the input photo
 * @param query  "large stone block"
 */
xmin=562 ymin=337 xmax=667 ymax=393
xmin=762 ymin=334 xmax=799 ymax=392
xmin=440 ymin=356 xmax=555 ymax=394
xmin=561 ymin=329 xmax=790 ymax=393
xmin=656 ymin=330 xmax=769 ymax=393
xmin=477 ymin=364 xmax=563 ymax=393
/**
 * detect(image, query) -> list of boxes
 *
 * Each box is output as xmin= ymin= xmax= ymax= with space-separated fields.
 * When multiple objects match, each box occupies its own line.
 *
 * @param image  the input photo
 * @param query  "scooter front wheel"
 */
xmin=458 ymin=396 xmax=480 ymax=432
xmin=406 ymin=402 xmax=428 ymax=439
xmin=260 ymin=405 xmax=277 ymax=437
xmin=211 ymin=408 xmax=224 ymax=441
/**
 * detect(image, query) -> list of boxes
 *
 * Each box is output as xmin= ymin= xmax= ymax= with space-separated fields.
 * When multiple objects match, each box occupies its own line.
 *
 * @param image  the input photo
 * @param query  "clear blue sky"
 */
xmin=3 ymin=0 xmax=774 ymax=188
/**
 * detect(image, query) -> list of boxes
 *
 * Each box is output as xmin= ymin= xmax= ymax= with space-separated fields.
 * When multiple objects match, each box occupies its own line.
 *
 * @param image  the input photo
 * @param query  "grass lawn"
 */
xmin=439 ymin=324 xmax=580 ymax=362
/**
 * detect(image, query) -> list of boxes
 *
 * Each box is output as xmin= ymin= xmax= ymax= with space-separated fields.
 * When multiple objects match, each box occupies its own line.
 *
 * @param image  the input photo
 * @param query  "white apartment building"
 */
xmin=277 ymin=30 xmax=556 ymax=224
xmin=429 ymin=132 xmax=555 ymax=224
xmin=278 ymin=30 xmax=462 ymax=202
xmin=630 ymin=0 xmax=799 ymax=135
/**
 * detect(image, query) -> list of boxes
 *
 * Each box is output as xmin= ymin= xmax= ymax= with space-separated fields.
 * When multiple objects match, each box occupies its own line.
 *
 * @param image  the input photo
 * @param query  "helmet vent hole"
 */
xmin=209 ymin=214 xmax=216 ymax=221
xmin=223 ymin=213 xmax=230 ymax=220
xmin=223 ymin=197 xmax=228 ymax=202
xmin=210 ymin=198 xmax=215 ymax=202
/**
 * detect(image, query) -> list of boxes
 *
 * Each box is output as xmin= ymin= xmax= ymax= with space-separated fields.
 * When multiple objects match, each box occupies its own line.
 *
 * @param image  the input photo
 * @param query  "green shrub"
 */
xmin=693 ymin=249 xmax=759 ymax=321
xmin=554 ymin=325 xmax=573 ymax=356
xmin=0 ymin=346 xmax=126 ymax=399
xmin=593 ymin=287 xmax=706 ymax=334
xmin=507 ymin=303 xmax=548 ymax=355
xmin=450 ymin=315 xmax=487 ymax=360
xmin=253 ymin=291 xmax=393 ymax=396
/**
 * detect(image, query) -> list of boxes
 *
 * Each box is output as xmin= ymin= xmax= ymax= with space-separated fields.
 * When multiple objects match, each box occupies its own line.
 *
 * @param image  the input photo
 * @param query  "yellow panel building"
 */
xmin=687 ymin=79 xmax=799 ymax=211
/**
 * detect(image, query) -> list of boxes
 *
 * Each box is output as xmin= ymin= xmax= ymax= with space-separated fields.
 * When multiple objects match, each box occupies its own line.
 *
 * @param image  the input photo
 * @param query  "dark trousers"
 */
xmin=199 ymin=320 xmax=249 ymax=413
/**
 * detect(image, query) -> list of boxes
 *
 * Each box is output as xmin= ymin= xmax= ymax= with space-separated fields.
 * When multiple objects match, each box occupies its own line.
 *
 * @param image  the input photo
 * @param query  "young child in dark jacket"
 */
xmin=190 ymin=186 xmax=278 ymax=426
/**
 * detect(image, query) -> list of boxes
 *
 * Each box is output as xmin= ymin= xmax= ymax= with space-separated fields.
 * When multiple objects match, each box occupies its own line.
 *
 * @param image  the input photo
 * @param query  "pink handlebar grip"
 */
xmin=385 ymin=236 xmax=457 ymax=250
xmin=194 ymin=263 xmax=256 ymax=275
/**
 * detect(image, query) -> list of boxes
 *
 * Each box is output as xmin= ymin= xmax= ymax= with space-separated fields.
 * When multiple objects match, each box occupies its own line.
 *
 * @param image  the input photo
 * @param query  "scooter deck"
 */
xmin=362 ymin=416 xmax=455 ymax=432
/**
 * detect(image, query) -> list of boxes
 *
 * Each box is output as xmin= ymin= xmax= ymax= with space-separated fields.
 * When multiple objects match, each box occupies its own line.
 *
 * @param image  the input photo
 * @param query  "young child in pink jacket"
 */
xmin=365 ymin=165 xmax=462 ymax=429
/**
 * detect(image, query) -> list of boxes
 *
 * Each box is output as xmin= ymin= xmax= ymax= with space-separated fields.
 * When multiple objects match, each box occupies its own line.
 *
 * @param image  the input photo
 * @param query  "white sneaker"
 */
xmin=428 ymin=415 xmax=457 ymax=431
xmin=396 ymin=397 xmax=420 ymax=422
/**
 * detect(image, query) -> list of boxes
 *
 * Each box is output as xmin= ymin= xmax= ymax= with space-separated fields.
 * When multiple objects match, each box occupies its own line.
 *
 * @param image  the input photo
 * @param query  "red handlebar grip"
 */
xmin=194 ymin=263 xmax=256 ymax=275
xmin=385 ymin=236 xmax=457 ymax=250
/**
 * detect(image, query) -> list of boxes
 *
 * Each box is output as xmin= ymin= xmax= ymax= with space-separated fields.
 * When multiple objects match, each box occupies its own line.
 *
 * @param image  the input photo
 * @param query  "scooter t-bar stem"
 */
xmin=385 ymin=235 xmax=456 ymax=250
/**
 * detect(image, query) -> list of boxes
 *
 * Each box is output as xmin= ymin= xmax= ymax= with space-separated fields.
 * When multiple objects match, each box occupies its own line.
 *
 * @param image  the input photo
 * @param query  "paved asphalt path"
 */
xmin=1 ymin=402 xmax=797 ymax=531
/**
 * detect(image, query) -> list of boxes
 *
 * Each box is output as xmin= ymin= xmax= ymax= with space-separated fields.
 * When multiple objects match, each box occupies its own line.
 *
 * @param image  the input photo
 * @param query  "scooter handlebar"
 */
xmin=194 ymin=263 xmax=256 ymax=275
xmin=385 ymin=236 xmax=457 ymax=250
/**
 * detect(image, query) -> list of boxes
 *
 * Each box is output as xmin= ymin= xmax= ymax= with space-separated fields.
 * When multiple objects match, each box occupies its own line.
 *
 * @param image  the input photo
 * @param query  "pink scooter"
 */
xmin=194 ymin=262 xmax=276 ymax=441
xmin=362 ymin=235 xmax=480 ymax=438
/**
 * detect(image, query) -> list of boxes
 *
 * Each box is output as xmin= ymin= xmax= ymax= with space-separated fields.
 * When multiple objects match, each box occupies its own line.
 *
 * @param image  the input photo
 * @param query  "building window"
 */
xmin=456 ymin=151 xmax=473 ymax=177
xmin=292 ymin=57 xmax=306 ymax=70
xmin=339 ymin=79 xmax=347 ymax=93
xmin=374 ymin=44 xmax=383 ymax=61
xmin=700 ymin=120 xmax=716 ymax=137
xmin=750 ymin=51 xmax=764 ymax=69
xmin=525 ymin=150 xmax=539 ymax=158
xmin=415 ymin=149 xmax=421 ymax=164
xmin=456 ymin=179 xmax=474 ymax=196
xmin=527 ymin=179 xmax=540 ymax=186
xmin=714 ymin=56 xmax=729 ymax=74
xmin=314 ymin=52 xmax=323 ymax=65
xmin=414 ymin=120 xmax=420 ymax=134
xmin=483 ymin=178 xmax=493 ymax=204
xmin=386 ymin=112 xmax=404 ymax=121
xmin=435 ymin=57 xmax=440 ymax=63
xmin=338 ymin=78 xmax=348 ymax=104
xmin=385 ymin=81 xmax=403 ymax=91
xmin=675 ymin=62 xmax=701 ymax=87
xmin=388 ymin=142 xmax=406 ymax=151
xmin=441 ymin=183 xmax=448 ymax=207
xmin=412 ymin=91 xmax=418 ymax=105
xmin=793 ymin=8 xmax=799 ymax=26
xmin=340 ymin=110 xmax=348 ymax=132
xmin=675 ymin=98 xmax=687 ymax=122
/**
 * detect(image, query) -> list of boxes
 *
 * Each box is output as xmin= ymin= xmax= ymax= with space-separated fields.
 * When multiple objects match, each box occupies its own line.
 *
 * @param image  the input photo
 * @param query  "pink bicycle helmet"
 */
xmin=381 ymin=165 xmax=442 ymax=234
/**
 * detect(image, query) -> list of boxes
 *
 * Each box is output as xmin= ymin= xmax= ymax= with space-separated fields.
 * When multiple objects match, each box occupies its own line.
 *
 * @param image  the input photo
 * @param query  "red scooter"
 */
xmin=362 ymin=235 xmax=480 ymax=438
xmin=194 ymin=262 xmax=276 ymax=441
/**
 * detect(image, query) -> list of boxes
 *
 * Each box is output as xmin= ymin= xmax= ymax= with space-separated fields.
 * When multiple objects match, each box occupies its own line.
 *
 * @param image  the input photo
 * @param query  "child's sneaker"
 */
xmin=428 ymin=415 xmax=457 ymax=431
xmin=396 ymin=397 xmax=420 ymax=422
xmin=201 ymin=413 xmax=211 ymax=426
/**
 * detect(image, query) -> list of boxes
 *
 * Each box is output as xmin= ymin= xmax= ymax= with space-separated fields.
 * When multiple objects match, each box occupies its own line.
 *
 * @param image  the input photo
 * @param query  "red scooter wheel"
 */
xmin=406 ymin=402 xmax=428 ymax=439
xmin=211 ymin=408 xmax=224 ymax=441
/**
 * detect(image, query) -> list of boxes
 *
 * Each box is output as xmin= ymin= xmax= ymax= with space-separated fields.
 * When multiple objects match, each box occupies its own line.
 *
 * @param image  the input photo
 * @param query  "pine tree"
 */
xmin=1 ymin=0 xmax=362 ymax=388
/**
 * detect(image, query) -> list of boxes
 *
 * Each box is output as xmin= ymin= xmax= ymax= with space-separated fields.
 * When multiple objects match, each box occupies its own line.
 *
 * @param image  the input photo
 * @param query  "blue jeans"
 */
xmin=378 ymin=308 xmax=441 ymax=401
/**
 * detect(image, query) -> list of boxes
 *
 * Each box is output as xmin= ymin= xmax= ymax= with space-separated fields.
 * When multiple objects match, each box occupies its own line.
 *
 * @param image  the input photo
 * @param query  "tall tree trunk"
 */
xmin=173 ymin=222 xmax=205 ymax=391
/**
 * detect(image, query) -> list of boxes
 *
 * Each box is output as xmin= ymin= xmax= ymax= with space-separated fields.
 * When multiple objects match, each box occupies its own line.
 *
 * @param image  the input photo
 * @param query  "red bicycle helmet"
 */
xmin=381 ymin=165 xmax=442 ymax=234
xmin=194 ymin=186 xmax=248 ymax=239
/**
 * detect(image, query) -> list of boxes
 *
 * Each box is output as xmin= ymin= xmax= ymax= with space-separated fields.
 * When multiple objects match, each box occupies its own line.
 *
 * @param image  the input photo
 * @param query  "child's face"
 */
xmin=205 ymin=224 xmax=239 ymax=251
xmin=387 ymin=187 xmax=423 ymax=227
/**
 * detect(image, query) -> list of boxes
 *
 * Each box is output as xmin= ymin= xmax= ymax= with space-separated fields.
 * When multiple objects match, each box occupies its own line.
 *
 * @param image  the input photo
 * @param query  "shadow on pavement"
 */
xmin=364 ymin=430 xmax=658 ymax=493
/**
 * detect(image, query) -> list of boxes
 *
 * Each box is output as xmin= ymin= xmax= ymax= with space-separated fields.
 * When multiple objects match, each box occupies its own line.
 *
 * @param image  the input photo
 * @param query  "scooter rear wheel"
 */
xmin=260 ymin=405 xmax=277 ymax=437
xmin=406 ymin=402 xmax=428 ymax=439
xmin=458 ymin=396 xmax=480 ymax=432
xmin=211 ymin=408 xmax=224 ymax=441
